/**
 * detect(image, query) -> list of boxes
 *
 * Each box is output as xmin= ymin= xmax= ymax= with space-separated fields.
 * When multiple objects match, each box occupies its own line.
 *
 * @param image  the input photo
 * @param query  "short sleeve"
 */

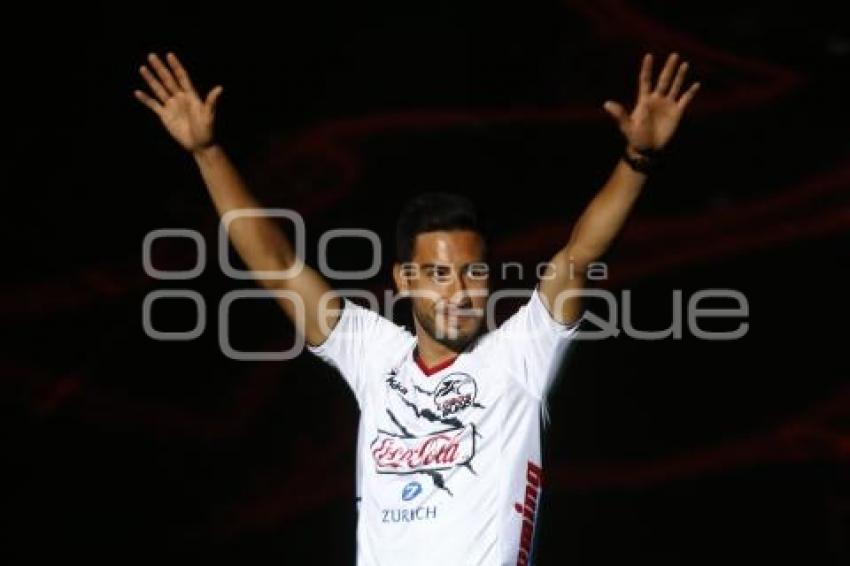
xmin=307 ymin=298 xmax=410 ymax=405
xmin=496 ymin=285 xmax=583 ymax=405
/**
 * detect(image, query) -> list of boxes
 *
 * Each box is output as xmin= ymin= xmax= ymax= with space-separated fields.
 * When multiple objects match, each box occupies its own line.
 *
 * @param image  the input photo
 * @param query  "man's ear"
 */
xmin=392 ymin=262 xmax=409 ymax=296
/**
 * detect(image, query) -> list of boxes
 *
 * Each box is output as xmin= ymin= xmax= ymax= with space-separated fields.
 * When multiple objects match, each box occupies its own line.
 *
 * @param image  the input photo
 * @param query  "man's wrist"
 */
xmin=622 ymin=144 xmax=661 ymax=174
xmin=192 ymin=143 xmax=223 ymax=163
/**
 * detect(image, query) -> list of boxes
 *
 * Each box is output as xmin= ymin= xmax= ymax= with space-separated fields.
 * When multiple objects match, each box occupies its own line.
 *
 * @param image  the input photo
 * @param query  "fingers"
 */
xmin=166 ymin=52 xmax=197 ymax=96
xmin=147 ymin=53 xmax=181 ymax=96
xmin=638 ymin=53 xmax=653 ymax=99
xmin=677 ymin=81 xmax=701 ymax=110
xmin=603 ymin=100 xmax=628 ymax=127
xmin=137 ymin=51 xmax=200 ymax=107
xmin=139 ymin=65 xmax=170 ymax=104
xmin=668 ymin=60 xmax=689 ymax=99
xmin=641 ymin=51 xmax=699 ymax=105
xmin=133 ymin=89 xmax=162 ymax=114
xmin=205 ymin=85 xmax=224 ymax=111
xmin=654 ymin=52 xmax=679 ymax=95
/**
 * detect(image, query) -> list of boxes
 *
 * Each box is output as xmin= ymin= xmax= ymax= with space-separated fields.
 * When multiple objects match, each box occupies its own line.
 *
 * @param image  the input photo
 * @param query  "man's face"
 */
xmin=394 ymin=230 xmax=489 ymax=351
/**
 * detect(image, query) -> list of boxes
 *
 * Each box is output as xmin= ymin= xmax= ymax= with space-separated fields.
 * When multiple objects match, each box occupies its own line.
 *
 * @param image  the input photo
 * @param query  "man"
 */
xmin=135 ymin=50 xmax=699 ymax=565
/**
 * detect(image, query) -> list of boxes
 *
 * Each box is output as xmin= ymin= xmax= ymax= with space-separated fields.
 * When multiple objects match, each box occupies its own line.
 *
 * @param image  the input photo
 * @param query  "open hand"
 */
xmin=603 ymin=52 xmax=700 ymax=153
xmin=134 ymin=52 xmax=223 ymax=152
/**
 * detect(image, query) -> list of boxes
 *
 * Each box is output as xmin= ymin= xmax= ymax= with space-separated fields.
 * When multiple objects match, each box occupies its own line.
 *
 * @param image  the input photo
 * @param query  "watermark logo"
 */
xmin=142 ymin=208 xmax=750 ymax=358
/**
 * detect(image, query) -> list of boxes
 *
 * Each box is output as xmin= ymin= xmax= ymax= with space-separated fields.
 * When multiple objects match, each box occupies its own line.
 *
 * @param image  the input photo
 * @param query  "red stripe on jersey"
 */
xmin=413 ymin=347 xmax=459 ymax=376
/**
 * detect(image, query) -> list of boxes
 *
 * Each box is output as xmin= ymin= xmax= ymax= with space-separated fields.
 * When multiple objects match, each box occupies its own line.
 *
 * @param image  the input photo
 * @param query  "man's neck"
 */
xmin=413 ymin=322 xmax=460 ymax=369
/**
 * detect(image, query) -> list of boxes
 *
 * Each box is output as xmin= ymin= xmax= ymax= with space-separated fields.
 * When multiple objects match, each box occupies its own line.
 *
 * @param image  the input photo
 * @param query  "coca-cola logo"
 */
xmin=371 ymin=425 xmax=476 ymax=473
xmin=433 ymin=373 xmax=477 ymax=417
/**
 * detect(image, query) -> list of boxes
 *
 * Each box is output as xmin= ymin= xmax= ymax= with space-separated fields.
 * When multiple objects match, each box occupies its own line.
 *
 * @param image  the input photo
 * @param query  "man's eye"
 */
xmin=466 ymin=264 xmax=490 ymax=279
xmin=427 ymin=267 xmax=452 ymax=280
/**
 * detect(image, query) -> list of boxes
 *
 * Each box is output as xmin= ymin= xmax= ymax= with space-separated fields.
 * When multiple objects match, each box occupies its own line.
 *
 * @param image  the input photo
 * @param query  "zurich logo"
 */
xmin=401 ymin=481 xmax=422 ymax=501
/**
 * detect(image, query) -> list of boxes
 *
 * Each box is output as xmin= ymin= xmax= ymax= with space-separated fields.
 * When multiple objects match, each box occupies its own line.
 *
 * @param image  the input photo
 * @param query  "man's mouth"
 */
xmin=438 ymin=306 xmax=477 ymax=319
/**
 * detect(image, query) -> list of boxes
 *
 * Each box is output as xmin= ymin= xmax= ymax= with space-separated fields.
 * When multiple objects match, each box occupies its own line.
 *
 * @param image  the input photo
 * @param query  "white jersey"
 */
xmin=307 ymin=287 xmax=581 ymax=566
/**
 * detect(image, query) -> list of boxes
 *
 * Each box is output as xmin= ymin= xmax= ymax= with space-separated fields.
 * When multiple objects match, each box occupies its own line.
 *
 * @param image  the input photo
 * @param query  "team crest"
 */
xmin=433 ymin=372 xmax=478 ymax=417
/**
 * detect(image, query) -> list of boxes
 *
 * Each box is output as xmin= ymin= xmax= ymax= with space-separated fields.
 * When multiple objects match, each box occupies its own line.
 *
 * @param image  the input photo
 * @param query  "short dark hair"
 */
xmin=395 ymin=192 xmax=485 ymax=262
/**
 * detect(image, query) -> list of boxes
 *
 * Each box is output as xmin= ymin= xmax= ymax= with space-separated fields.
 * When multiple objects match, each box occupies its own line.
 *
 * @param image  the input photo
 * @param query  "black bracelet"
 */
xmin=622 ymin=147 xmax=661 ymax=174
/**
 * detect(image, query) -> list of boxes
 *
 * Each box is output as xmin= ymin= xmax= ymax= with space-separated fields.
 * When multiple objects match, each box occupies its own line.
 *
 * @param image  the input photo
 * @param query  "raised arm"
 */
xmin=539 ymin=52 xmax=700 ymax=324
xmin=134 ymin=52 xmax=340 ymax=347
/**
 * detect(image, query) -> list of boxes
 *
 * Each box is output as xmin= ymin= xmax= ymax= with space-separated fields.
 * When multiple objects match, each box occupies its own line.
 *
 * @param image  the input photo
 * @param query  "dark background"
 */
xmin=4 ymin=1 xmax=849 ymax=564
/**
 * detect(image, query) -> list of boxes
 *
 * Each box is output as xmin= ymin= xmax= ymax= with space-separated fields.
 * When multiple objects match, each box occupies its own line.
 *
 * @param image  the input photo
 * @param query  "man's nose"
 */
xmin=448 ymin=269 xmax=468 ymax=294
xmin=446 ymin=273 xmax=474 ymax=306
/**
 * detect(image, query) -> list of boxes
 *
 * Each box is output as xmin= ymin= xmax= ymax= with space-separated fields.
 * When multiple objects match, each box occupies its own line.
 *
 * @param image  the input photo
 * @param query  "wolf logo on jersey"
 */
xmin=433 ymin=373 xmax=479 ymax=417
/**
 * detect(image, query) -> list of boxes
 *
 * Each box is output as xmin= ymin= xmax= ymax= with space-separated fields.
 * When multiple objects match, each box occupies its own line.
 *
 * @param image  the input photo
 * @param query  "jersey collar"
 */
xmin=413 ymin=347 xmax=460 ymax=376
